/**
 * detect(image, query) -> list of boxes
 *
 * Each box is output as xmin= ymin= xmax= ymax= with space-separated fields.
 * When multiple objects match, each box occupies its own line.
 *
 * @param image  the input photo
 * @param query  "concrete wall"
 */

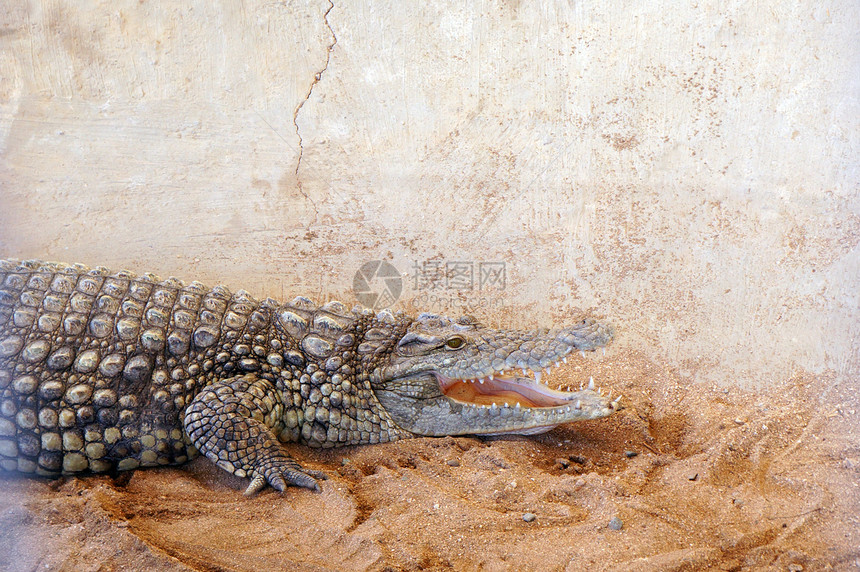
xmin=1 ymin=0 xmax=858 ymax=390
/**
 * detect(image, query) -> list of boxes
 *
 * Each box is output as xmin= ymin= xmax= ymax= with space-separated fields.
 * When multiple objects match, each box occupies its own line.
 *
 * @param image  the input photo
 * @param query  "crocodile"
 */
xmin=0 ymin=259 xmax=619 ymax=494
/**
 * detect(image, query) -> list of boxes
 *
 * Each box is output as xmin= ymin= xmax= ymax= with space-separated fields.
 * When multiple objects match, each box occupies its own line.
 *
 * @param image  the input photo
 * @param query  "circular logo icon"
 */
xmin=353 ymin=261 xmax=402 ymax=309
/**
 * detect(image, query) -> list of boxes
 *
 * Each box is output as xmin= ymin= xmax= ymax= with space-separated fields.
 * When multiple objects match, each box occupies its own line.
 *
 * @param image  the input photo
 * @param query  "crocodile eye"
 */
xmin=445 ymin=336 xmax=465 ymax=350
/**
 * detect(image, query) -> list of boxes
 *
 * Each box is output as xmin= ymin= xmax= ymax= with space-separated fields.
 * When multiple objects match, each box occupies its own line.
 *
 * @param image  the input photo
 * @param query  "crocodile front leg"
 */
xmin=183 ymin=374 xmax=326 ymax=494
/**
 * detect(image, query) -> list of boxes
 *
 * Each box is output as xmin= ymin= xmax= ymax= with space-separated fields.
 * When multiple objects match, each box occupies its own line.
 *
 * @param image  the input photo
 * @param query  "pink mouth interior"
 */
xmin=438 ymin=373 xmax=571 ymax=408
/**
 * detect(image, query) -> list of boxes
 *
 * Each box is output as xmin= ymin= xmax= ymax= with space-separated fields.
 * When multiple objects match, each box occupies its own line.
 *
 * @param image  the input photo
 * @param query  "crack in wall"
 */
xmin=292 ymin=0 xmax=337 ymax=227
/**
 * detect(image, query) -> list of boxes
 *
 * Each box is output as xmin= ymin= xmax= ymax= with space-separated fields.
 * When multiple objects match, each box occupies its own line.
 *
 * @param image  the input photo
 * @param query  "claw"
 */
xmin=305 ymin=469 xmax=328 ymax=481
xmin=285 ymin=469 xmax=322 ymax=492
xmin=270 ymin=474 xmax=288 ymax=492
xmin=244 ymin=474 xmax=267 ymax=496
xmin=243 ymin=467 xmax=325 ymax=495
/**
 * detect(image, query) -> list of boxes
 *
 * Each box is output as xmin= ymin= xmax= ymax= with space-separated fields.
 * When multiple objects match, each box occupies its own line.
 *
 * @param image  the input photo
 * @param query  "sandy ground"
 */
xmin=1 ymin=352 xmax=858 ymax=572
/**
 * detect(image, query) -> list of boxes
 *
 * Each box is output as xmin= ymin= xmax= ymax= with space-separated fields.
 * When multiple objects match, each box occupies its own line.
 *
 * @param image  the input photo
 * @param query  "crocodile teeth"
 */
xmin=575 ymin=400 xmax=582 ymax=410
xmin=587 ymin=376 xmax=595 ymax=391
xmin=534 ymin=371 xmax=542 ymax=385
xmin=580 ymin=351 xmax=586 ymax=358
xmin=563 ymin=356 xmax=568 ymax=364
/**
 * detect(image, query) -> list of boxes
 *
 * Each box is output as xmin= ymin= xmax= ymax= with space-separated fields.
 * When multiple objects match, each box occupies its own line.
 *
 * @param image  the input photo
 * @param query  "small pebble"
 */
xmin=522 ymin=512 xmax=536 ymax=523
xmin=687 ymin=472 xmax=699 ymax=481
xmin=732 ymin=498 xmax=744 ymax=508
xmin=446 ymin=459 xmax=460 ymax=467
xmin=787 ymin=565 xmax=803 ymax=572
xmin=569 ymin=455 xmax=587 ymax=465
xmin=608 ymin=517 xmax=623 ymax=530
xmin=340 ymin=458 xmax=351 ymax=466
xmin=554 ymin=458 xmax=570 ymax=469
xmin=624 ymin=450 xmax=638 ymax=458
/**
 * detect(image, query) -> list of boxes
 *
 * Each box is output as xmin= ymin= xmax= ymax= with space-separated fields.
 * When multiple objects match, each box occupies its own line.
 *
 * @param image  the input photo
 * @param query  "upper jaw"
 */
xmin=451 ymin=318 xmax=614 ymax=378
xmin=434 ymin=318 xmax=614 ymax=402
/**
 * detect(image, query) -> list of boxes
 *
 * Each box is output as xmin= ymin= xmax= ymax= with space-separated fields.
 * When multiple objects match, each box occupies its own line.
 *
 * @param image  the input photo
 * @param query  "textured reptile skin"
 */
xmin=0 ymin=259 xmax=619 ymax=493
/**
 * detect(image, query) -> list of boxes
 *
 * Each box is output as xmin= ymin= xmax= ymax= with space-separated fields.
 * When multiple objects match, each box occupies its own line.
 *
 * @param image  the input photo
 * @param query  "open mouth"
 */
xmin=374 ymin=346 xmax=620 ymax=437
xmin=436 ymin=365 xmax=602 ymax=409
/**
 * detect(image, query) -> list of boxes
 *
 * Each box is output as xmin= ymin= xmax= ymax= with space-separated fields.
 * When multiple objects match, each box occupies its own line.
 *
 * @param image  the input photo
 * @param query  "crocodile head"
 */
xmin=369 ymin=313 xmax=620 ymax=437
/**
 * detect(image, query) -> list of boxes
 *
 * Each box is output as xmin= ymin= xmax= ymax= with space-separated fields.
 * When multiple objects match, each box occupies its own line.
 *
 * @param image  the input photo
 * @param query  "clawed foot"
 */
xmin=184 ymin=375 xmax=329 ymax=496
xmin=243 ymin=462 xmax=328 ymax=496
